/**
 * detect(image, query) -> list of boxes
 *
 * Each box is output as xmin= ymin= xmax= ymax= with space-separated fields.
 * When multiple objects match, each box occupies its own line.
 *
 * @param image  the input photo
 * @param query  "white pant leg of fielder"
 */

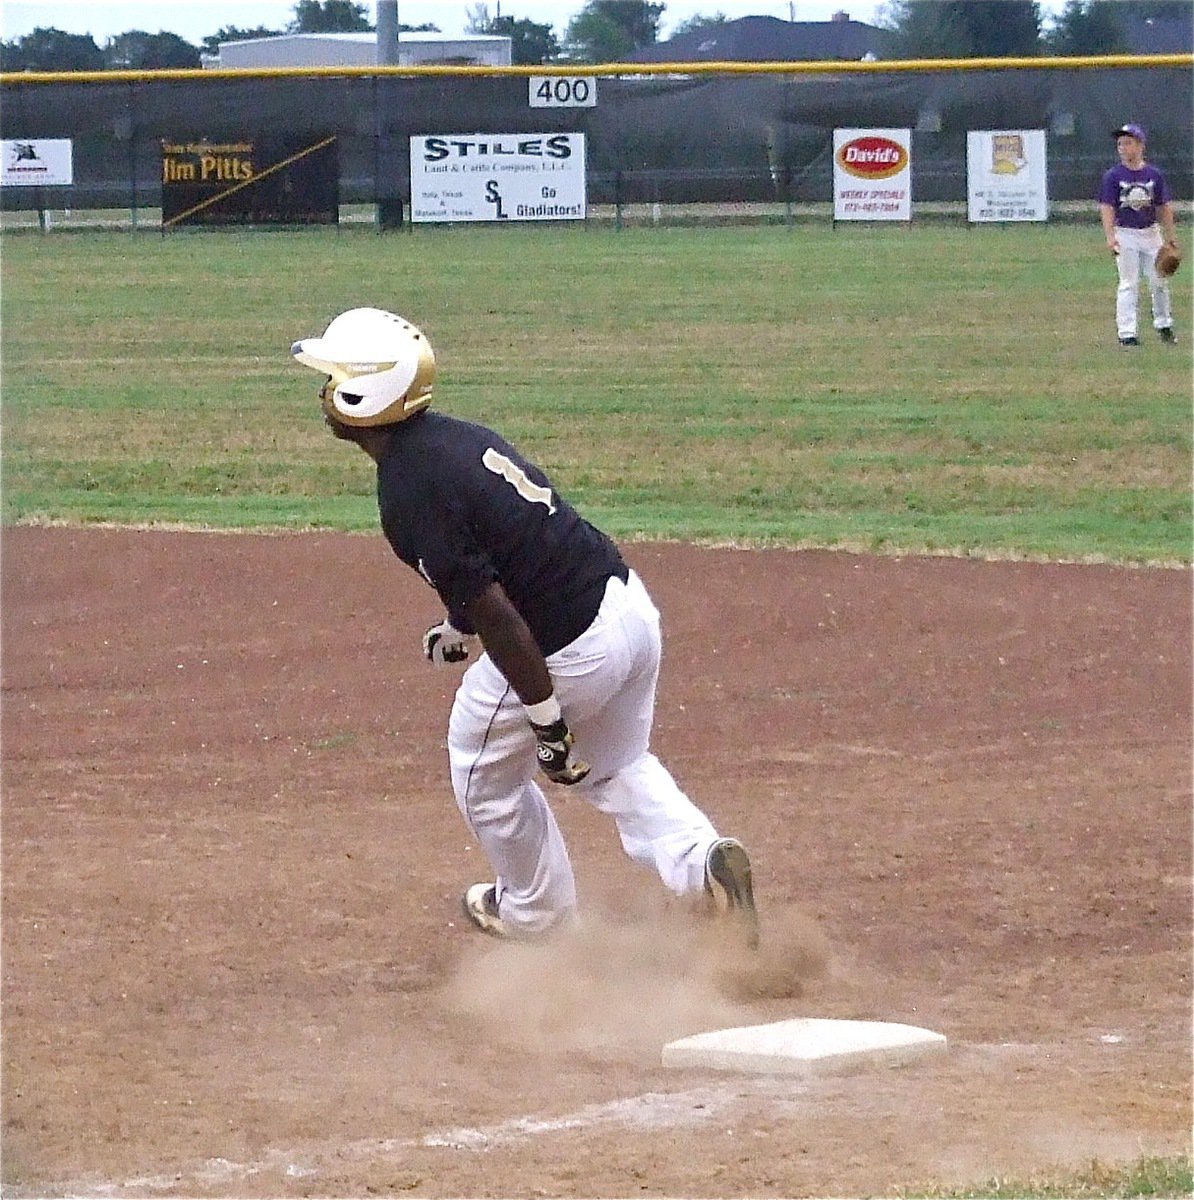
xmin=1149 ymin=267 xmax=1174 ymax=330
xmin=1116 ymin=224 xmax=1169 ymax=337
xmin=447 ymin=572 xmax=718 ymax=932
xmin=1142 ymin=244 xmax=1173 ymax=332
xmin=1115 ymin=234 xmax=1143 ymax=339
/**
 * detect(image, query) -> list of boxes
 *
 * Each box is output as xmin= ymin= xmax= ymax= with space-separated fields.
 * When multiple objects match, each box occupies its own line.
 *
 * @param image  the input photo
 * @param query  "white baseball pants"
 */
xmin=1114 ymin=224 xmax=1173 ymax=339
xmin=447 ymin=571 xmax=720 ymax=934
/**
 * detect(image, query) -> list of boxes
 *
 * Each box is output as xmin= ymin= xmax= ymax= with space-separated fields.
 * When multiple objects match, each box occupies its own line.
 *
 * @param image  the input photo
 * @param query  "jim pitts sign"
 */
xmin=833 ymin=129 xmax=912 ymax=222
xmin=160 ymin=137 xmax=338 ymax=227
xmin=410 ymin=133 xmax=586 ymax=224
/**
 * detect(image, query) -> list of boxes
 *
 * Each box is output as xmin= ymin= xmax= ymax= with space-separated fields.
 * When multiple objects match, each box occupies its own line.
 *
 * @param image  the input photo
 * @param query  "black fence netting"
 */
xmin=2 ymin=65 xmax=1190 ymax=215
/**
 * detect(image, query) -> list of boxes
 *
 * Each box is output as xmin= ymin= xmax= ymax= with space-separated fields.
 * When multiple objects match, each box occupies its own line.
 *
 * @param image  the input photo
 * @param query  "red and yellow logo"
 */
xmin=836 ymin=136 xmax=908 ymax=180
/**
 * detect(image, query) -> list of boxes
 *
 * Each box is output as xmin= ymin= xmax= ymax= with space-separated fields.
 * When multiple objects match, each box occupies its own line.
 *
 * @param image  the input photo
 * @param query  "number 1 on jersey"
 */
xmin=482 ymin=448 xmax=557 ymax=514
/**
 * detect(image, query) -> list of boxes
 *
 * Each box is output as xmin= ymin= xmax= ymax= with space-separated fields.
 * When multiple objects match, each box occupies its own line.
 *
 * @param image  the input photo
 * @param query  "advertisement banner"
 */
xmin=161 ymin=136 xmax=338 ymax=228
xmin=2 ymin=139 xmax=73 ymax=186
xmin=833 ymin=128 xmax=911 ymax=221
xmin=410 ymin=133 xmax=586 ymax=224
xmin=966 ymin=130 xmax=1048 ymax=222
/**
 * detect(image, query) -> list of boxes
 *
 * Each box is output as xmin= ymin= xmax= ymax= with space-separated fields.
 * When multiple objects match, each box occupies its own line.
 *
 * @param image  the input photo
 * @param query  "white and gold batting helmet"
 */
xmin=291 ymin=307 xmax=435 ymax=427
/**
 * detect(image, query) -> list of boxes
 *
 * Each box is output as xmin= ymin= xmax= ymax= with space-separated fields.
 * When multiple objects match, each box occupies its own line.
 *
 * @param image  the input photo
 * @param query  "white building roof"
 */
xmin=209 ymin=31 xmax=512 ymax=68
xmin=220 ymin=32 xmax=509 ymax=47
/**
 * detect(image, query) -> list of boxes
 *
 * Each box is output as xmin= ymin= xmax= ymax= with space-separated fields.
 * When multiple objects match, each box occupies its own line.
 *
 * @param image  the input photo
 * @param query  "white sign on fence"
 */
xmin=410 ymin=133 xmax=586 ymax=223
xmin=966 ymin=130 xmax=1048 ymax=222
xmin=529 ymin=76 xmax=597 ymax=107
xmin=1 ymin=138 xmax=73 ymax=186
xmin=832 ymin=128 xmax=912 ymax=221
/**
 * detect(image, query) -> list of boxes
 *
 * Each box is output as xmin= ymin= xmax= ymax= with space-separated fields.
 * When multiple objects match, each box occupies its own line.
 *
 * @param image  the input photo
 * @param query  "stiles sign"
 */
xmin=409 ymin=133 xmax=586 ymax=224
xmin=161 ymin=136 xmax=337 ymax=228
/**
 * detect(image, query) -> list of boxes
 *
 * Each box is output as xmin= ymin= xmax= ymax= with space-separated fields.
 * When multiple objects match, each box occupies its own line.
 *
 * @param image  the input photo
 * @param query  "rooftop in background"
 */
xmin=1120 ymin=11 xmax=1194 ymax=53
xmin=205 ymin=31 xmax=512 ymax=70
xmin=629 ymin=12 xmax=896 ymax=64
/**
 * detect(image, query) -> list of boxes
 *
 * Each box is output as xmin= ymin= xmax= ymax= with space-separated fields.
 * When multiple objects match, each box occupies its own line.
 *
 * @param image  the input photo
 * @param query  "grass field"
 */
xmin=905 ymin=1154 xmax=1194 ymax=1198
xmin=3 ymin=224 xmax=1191 ymax=1198
xmin=1 ymin=221 xmax=1191 ymax=562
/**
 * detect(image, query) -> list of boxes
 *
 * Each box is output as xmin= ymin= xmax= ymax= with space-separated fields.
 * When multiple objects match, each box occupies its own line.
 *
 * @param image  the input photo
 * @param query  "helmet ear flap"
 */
xmin=319 ymin=369 xmax=360 ymax=417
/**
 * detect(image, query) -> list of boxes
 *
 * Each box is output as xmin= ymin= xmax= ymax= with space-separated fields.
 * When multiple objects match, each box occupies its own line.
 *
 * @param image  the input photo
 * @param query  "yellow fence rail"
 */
xmin=2 ymin=53 xmax=1191 ymax=86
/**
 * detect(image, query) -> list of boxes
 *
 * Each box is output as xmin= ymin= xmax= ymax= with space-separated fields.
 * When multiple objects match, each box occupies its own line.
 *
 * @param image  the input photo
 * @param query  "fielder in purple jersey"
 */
xmin=291 ymin=308 xmax=758 ymax=946
xmin=1098 ymin=122 xmax=1180 ymax=346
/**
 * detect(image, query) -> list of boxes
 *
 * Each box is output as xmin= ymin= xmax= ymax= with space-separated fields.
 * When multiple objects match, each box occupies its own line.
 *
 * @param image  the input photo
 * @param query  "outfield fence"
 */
xmin=8 ymin=198 xmax=1194 ymax=235
xmin=2 ymin=55 xmax=1190 ymax=228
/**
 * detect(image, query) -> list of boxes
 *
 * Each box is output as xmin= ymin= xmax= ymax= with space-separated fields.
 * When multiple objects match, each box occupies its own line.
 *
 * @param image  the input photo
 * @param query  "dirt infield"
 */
xmin=3 ymin=526 xmax=1191 ymax=1198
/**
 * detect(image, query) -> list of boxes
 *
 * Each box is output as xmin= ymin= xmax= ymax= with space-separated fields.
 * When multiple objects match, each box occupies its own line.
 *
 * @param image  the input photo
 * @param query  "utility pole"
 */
xmin=375 ymin=1 xmax=402 ymax=230
xmin=377 ymin=0 xmax=398 ymax=65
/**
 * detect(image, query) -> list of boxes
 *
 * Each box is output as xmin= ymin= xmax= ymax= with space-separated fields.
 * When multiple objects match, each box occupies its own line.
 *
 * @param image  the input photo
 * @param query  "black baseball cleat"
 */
xmin=704 ymin=838 xmax=760 ymax=949
xmin=1118 ymin=336 xmax=1140 ymax=347
xmin=1159 ymin=327 xmax=1177 ymax=344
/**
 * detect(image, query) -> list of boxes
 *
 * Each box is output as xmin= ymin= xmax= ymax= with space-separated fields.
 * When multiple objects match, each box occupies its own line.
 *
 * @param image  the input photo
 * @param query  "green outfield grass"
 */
xmin=1 ymin=222 xmax=1190 ymax=562
xmin=904 ymin=1153 xmax=1194 ymax=1198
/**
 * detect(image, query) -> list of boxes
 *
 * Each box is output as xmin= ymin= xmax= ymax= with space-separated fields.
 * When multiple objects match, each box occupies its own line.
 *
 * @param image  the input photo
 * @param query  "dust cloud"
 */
xmin=445 ymin=901 xmax=833 ymax=1055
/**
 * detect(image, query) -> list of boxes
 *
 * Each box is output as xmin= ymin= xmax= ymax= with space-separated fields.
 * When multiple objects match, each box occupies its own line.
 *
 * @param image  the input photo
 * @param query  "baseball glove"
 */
xmin=1156 ymin=242 xmax=1182 ymax=278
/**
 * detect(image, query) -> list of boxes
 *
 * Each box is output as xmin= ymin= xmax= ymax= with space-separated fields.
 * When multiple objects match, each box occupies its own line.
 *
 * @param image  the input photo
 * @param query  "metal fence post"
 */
xmin=128 ymin=82 xmax=138 ymax=231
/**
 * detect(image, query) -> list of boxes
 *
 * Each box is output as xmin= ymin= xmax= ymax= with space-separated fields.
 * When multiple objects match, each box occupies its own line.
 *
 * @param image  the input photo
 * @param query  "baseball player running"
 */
xmin=292 ymin=307 xmax=758 ymax=946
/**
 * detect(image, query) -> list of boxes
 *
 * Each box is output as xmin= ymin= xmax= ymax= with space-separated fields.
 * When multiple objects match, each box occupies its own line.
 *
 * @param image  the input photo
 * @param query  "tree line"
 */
xmin=1 ymin=0 xmax=1187 ymax=72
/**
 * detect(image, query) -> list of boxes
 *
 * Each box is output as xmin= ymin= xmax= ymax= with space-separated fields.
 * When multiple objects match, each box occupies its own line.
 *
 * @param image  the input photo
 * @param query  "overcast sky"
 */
xmin=2 ymin=1 xmax=1035 ymax=45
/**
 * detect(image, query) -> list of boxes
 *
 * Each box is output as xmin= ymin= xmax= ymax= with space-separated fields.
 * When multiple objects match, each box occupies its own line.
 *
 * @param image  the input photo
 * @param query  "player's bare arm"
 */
xmin=468 ymin=583 xmax=592 ymax=787
xmin=464 ymin=581 xmax=590 ymax=785
xmin=464 ymin=581 xmax=553 ymax=706
xmin=1158 ymin=200 xmax=1178 ymax=245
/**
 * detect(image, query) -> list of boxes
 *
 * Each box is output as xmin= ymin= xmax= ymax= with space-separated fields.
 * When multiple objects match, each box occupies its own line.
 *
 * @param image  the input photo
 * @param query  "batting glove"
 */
xmin=531 ymin=717 xmax=591 ymax=786
xmin=422 ymin=620 xmax=476 ymax=666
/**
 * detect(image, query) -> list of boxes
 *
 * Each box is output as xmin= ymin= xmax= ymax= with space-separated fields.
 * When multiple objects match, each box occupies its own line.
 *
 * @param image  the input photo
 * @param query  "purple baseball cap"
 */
xmin=1113 ymin=122 xmax=1146 ymax=141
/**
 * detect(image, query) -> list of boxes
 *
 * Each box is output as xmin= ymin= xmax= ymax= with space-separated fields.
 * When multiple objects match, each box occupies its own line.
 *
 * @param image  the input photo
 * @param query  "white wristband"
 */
xmin=524 ymin=695 xmax=562 ymax=726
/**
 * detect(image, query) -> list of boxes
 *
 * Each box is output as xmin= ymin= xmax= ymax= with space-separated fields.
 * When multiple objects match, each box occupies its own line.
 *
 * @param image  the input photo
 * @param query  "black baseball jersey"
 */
xmin=376 ymin=411 xmax=627 ymax=656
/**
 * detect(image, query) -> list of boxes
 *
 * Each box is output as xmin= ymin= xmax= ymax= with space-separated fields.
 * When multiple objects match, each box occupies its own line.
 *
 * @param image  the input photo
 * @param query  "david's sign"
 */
xmin=836 ymin=136 xmax=908 ymax=180
xmin=833 ymin=129 xmax=912 ymax=221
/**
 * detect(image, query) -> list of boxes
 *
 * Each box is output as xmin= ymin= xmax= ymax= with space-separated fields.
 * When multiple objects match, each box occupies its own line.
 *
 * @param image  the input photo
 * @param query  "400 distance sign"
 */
xmin=529 ymin=76 xmax=597 ymax=107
